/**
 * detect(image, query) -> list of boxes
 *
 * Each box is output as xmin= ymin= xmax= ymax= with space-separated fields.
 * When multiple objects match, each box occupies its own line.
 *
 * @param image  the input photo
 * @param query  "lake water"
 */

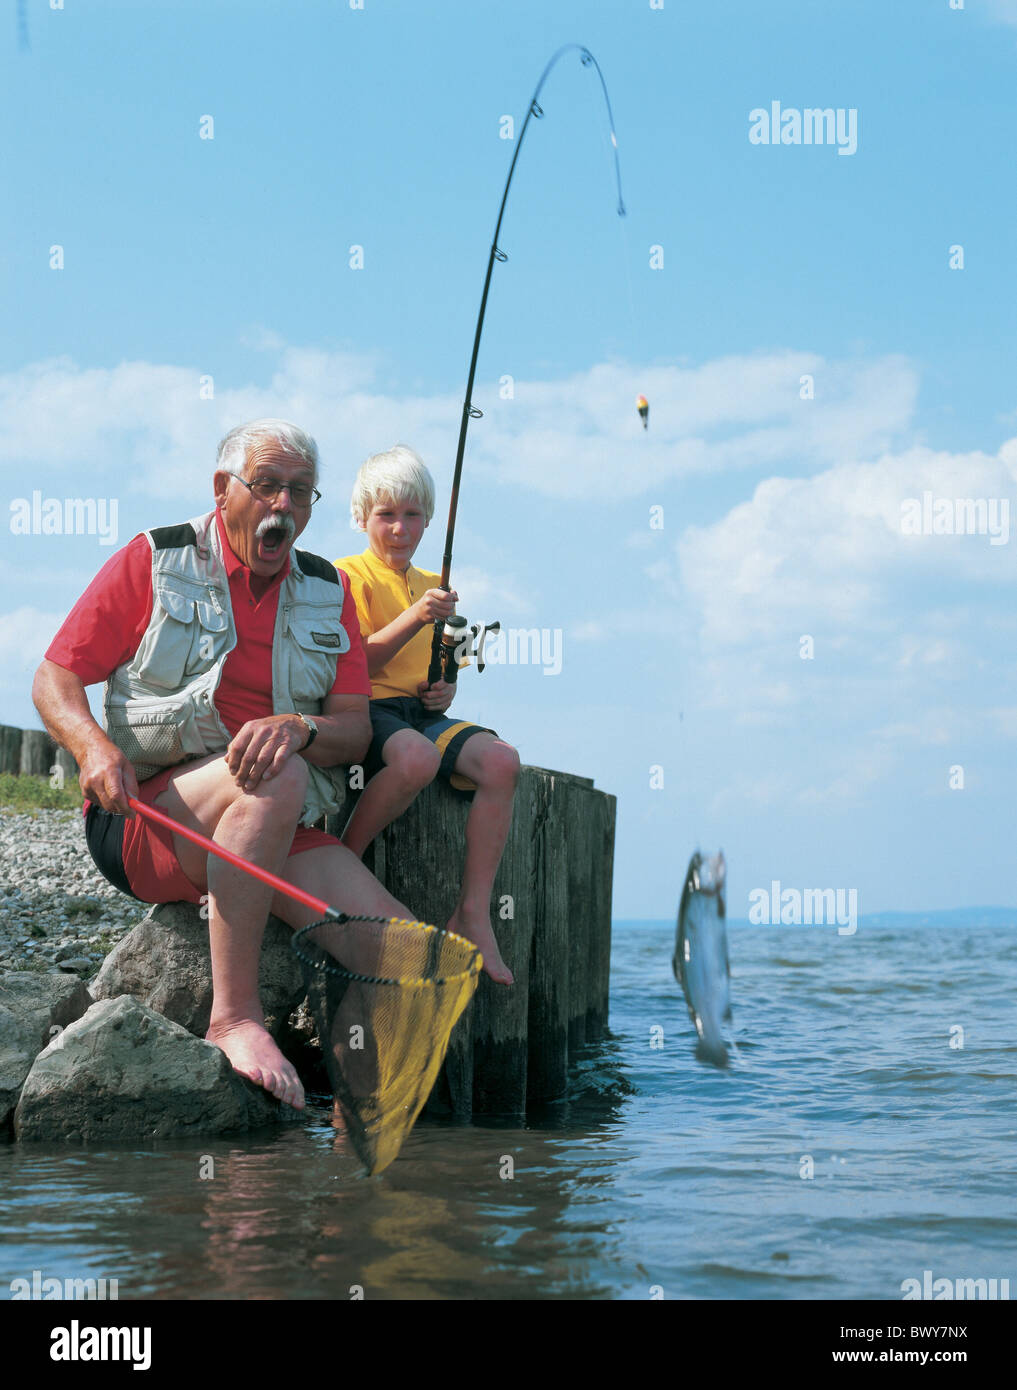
xmin=1 ymin=919 xmax=1015 ymax=1300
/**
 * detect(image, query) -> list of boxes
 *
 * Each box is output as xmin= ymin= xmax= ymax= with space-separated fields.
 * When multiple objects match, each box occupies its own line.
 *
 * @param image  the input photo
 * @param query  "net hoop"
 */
xmin=291 ymin=914 xmax=483 ymax=989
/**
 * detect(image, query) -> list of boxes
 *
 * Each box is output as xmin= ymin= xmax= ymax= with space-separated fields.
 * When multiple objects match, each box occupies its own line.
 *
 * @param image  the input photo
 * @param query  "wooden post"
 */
xmin=367 ymin=764 xmax=613 ymax=1115
xmin=0 ymin=726 xmax=23 ymax=775
xmin=19 ymin=730 xmax=55 ymax=778
xmin=588 ymin=790 xmax=616 ymax=1039
xmin=524 ymin=770 xmax=573 ymax=1106
xmin=54 ymin=747 xmax=78 ymax=786
xmin=467 ymin=767 xmax=535 ymax=1115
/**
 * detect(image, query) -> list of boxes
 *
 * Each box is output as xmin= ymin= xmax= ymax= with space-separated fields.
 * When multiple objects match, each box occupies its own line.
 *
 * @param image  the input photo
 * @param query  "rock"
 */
xmin=14 ymin=996 xmax=298 ymax=1142
xmin=90 ymin=902 xmax=306 ymax=1038
xmin=64 ymin=896 xmax=103 ymax=918
xmin=56 ymin=957 xmax=93 ymax=974
xmin=0 ymin=971 xmax=92 ymax=1129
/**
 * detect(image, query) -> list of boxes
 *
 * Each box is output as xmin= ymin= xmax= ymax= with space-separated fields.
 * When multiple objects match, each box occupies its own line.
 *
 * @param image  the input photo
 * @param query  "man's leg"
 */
xmin=341 ymin=729 xmax=440 ymax=858
xmin=268 ymin=847 xmax=424 ymax=1146
xmin=154 ymin=752 xmax=310 ymax=1108
xmin=267 ymin=842 xmax=414 ymax=928
xmin=445 ymin=734 xmax=519 ymax=986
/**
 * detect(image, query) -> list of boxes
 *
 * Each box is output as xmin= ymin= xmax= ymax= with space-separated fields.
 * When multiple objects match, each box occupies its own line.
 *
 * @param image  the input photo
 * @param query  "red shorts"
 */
xmin=84 ymin=764 xmax=341 ymax=905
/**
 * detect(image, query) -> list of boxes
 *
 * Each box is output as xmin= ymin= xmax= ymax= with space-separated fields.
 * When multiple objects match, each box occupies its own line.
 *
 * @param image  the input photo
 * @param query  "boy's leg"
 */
xmin=445 ymin=733 xmax=520 ymax=986
xmin=341 ymin=728 xmax=440 ymax=858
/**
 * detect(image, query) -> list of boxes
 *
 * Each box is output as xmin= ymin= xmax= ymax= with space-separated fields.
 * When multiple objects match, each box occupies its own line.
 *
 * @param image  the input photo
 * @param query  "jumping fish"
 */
xmin=672 ymin=851 xmax=732 ymax=1067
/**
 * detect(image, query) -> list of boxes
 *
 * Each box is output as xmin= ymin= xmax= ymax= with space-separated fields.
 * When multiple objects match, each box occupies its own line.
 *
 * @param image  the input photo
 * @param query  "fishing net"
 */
xmin=291 ymin=915 xmax=481 ymax=1175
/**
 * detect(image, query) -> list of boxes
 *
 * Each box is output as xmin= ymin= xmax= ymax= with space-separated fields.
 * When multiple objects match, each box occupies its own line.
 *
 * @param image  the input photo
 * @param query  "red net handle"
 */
xmin=128 ymin=796 xmax=342 ymax=919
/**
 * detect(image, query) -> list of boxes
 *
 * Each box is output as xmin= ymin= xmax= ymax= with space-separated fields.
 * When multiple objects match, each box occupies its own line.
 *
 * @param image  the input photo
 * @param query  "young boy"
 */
xmin=335 ymin=445 xmax=518 ymax=985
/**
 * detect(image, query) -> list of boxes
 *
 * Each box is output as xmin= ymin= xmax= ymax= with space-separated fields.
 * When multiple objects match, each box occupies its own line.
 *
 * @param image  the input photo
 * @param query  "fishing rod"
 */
xmin=426 ymin=43 xmax=626 ymax=685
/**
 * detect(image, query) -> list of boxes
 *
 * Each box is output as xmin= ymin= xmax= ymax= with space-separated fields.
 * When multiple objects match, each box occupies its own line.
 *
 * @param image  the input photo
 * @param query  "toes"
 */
xmin=284 ymin=1070 xmax=306 ymax=1109
xmin=484 ymin=962 xmax=514 ymax=986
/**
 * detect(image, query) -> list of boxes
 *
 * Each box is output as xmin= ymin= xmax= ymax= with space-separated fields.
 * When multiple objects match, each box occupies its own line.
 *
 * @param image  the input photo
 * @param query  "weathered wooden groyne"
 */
xmin=344 ymin=767 xmax=615 ymax=1115
xmin=0 ymin=725 xmax=76 ymax=780
xmin=2 ymin=724 xmax=616 ymax=1116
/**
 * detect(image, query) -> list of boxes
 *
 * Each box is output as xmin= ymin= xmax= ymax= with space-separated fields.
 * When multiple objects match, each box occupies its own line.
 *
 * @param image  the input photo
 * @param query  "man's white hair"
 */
xmin=216 ymin=419 xmax=319 ymax=484
xmin=350 ymin=445 xmax=435 ymax=526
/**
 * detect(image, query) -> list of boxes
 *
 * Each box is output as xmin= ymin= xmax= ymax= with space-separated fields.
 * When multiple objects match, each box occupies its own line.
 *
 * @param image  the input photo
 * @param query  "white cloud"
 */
xmin=677 ymin=442 xmax=1017 ymax=645
xmin=436 ymin=564 xmax=530 ymax=617
xmin=0 ymin=607 xmax=68 ymax=672
xmin=986 ymin=0 xmax=1017 ymax=27
xmin=0 ymin=345 xmax=921 ymax=508
xmin=0 ymin=608 xmax=70 ymax=723
xmin=467 ymin=353 xmax=919 ymax=499
xmin=0 ymin=346 xmax=460 ymax=504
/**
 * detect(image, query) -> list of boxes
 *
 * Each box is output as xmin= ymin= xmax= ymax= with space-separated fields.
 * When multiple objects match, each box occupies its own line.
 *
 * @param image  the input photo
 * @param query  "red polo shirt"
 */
xmin=45 ymin=509 xmax=368 ymax=902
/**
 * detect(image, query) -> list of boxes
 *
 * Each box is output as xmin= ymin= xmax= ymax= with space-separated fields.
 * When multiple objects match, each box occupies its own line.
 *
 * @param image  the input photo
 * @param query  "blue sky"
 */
xmin=2 ymin=0 xmax=1015 ymax=917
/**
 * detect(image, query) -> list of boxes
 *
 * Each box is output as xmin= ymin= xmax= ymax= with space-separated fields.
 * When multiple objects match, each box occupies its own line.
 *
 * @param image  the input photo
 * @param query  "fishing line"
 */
xmin=583 ymin=70 xmax=641 ymax=371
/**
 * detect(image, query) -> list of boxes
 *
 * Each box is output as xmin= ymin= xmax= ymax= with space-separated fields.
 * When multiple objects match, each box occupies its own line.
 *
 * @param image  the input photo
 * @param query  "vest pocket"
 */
xmin=138 ymin=582 xmax=229 ymax=690
xmin=284 ymin=608 xmax=349 ymax=703
xmin=106 ymin=702 xmax=197 ymax=781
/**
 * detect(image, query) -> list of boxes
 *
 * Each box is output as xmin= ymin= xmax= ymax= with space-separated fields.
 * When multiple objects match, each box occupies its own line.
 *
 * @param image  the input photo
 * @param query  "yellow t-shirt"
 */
xmin=335 ymin=547 xmax=441 ymax=700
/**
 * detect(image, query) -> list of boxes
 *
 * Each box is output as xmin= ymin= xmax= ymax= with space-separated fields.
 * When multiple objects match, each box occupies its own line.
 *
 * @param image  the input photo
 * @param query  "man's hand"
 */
xmin=417 ymin=678 xmax=456 ymax=714
xmin=78 ymin=738 xmax=141 ymax=816
xmin=225 ymin=714 xmax=307 ymax=791
xmin=32 ymin=661 xmax=141 ymax=816
xmin=412 ymin=587 xmax=458 ymax=625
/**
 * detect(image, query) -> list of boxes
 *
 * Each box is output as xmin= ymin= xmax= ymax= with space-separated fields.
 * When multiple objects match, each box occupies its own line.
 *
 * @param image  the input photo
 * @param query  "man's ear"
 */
xmin=213 ymin=470 xmax=231 ymax=507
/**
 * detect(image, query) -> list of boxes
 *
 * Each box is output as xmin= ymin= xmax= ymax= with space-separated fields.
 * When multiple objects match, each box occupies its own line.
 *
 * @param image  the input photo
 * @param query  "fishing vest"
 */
xmin=103 ymin=509 xmax=351 ymax=826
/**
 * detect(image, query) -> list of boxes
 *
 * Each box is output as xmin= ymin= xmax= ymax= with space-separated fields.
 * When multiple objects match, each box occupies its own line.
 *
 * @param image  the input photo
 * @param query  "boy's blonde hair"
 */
xmin=351 ymin=445 xmax=435 ymax=526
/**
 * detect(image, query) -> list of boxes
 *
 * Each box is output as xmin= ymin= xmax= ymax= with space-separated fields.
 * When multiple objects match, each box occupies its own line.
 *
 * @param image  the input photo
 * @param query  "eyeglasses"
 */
xmin=232 ymin=475 xmax=322 ymax=508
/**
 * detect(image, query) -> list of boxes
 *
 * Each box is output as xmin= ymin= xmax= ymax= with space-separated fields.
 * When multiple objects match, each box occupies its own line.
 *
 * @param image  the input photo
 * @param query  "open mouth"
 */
xmin=259 ymin=527 xmax=289 ymax=559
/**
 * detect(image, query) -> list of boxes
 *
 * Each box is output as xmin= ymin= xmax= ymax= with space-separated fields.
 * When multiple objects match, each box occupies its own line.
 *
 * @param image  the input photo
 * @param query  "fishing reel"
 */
xmin=436 ymin=614 xmax=500 ymax=684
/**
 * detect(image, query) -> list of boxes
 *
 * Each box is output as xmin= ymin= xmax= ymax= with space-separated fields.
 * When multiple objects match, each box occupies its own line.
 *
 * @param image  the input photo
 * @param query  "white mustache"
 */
xmin=256 ymin=514 xmax=296 ymax=540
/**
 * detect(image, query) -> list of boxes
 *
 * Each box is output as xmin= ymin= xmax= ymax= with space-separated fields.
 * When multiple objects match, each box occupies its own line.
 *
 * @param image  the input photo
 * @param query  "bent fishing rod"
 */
xmin=427 ymin=43 xmax=626 ymax=685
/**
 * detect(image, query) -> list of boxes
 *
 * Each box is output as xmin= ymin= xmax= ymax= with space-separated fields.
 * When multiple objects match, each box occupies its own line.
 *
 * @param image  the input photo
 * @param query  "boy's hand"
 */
xmin=413 ymin=587 xmax=459 ymax=624
xmin=417 ymin=678 xmax=455 ymax=713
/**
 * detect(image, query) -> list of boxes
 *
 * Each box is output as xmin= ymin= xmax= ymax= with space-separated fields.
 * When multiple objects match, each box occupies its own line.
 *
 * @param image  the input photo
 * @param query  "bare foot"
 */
xmin=206 ymin=1018 xmax=305 ymax=1109
xmin=447 ymin=910 xmax=514 ymax=986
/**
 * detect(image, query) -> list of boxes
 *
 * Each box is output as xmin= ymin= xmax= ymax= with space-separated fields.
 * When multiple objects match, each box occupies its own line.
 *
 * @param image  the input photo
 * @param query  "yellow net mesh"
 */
xmin=292 ymin=916 xmax=481 ymax=1175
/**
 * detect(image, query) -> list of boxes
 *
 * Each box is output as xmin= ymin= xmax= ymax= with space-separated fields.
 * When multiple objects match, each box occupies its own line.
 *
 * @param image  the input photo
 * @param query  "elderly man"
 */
xmin=33 ymin=418 xmax=415 ymax=1111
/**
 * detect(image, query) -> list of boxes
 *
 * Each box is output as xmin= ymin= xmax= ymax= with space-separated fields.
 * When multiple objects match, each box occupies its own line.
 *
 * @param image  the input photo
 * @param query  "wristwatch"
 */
xmin=295 ymin=713 xmax=318 ymax=750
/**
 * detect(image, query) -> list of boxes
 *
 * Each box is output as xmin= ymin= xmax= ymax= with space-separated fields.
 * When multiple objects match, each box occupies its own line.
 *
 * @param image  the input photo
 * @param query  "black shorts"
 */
xmin=364 ymin=697 xmax=495 ymax=795
xmin=83 ymin=803 xmax=144 ymax=901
